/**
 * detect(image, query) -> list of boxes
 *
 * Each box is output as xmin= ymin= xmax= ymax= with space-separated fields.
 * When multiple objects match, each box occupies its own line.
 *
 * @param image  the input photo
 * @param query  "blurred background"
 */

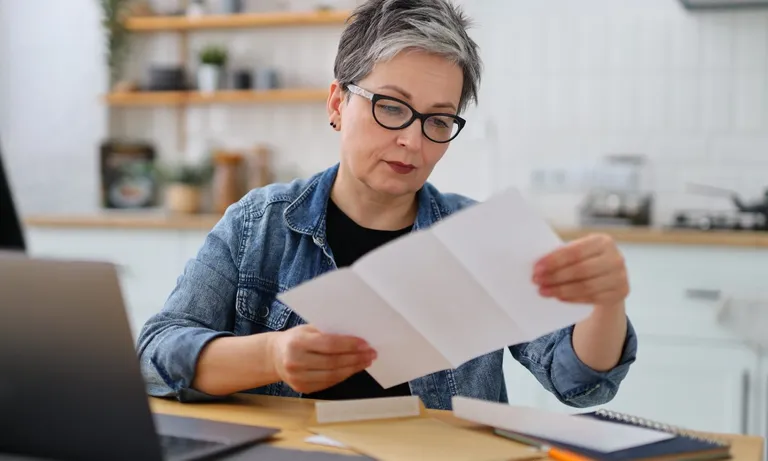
xmin=1 ymin=0 xmax=767 ymax=442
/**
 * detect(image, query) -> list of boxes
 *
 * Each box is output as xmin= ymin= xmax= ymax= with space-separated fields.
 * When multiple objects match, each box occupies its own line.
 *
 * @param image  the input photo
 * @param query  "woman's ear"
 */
xmin=327 ymin=80 xmax=344 ymax=129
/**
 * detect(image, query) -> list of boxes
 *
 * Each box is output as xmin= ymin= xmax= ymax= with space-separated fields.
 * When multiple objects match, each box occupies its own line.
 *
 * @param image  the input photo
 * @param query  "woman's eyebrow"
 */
xmin=378 ymin=84 xmax=412 ymax=99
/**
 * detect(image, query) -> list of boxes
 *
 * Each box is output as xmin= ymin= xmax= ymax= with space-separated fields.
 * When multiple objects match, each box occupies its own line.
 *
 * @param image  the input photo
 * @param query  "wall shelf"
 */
xmin=124 ymin=10 xmax=351 ymax=32
xmin=104 ymin=89 xmax=329 ymax=106
xmin=107 ymin=9 xmax=346 ymax=156
xmin=105 ymin=91 xmax=188 ymax=106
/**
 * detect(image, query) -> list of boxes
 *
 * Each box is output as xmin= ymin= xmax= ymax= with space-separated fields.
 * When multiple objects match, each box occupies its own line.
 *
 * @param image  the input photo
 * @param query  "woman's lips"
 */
xmin=386 ymin=161 xmax=416 ymax=174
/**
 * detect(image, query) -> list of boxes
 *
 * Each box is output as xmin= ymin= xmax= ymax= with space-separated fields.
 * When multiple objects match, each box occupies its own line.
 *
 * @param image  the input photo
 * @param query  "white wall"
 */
xmin=464 ymin=0 xmax=768 ymax=226
xmin=2 ymin=0 xmax=768 ymax=225
xmin=0 ymin=0 xmax=108 ymax=214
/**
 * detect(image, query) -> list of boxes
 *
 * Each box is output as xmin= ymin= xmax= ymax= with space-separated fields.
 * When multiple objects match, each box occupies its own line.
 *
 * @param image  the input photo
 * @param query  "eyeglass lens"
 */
xmin=373 ymin=99 xmax=460 ymax=142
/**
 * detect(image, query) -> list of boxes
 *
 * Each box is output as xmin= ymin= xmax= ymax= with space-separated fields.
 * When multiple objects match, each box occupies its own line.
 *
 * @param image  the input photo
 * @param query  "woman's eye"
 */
xmin=378 ymin=104 xmax=403 ymax=114
xmin=430 ymin=118 xmax=450 ymax=129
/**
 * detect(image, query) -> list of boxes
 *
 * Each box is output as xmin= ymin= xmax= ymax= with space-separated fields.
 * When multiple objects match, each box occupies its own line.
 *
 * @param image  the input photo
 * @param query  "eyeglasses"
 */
xmin=346 ymin=84 xmax=466 ymax=144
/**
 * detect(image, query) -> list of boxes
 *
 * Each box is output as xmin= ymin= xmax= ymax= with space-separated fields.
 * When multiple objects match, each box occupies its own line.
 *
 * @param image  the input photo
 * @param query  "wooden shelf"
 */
xmin=104 ymin=91 xmax=188 ymax=106
xmin=187 ymin=88 xmax=328 ymax=104
xmin=124 ymin=10 xmax=351 ymax=32
xmin=104 ymin=89 xmax=328 ymax=106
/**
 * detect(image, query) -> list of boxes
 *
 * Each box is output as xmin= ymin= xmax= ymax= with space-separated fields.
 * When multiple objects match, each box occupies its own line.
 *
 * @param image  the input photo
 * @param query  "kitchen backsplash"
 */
xmin=470 ymin=1 xmax=768 ymax=227
xmin=2 ymin=0 xmax=768 ymax=228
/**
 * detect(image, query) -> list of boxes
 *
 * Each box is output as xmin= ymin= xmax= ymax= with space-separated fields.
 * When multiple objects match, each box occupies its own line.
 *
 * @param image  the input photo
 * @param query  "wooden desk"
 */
xmin=150 ymin=394 xmax=765 ymax=461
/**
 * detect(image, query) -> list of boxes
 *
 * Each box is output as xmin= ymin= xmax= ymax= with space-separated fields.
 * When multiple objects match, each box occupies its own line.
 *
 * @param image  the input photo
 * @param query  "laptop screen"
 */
xmin=0 ymin=141 xmax=26 ymax=252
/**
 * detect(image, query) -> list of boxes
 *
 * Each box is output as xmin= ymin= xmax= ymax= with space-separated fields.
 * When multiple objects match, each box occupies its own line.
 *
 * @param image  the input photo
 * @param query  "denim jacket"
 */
xmin=137 ymin=163 xmax=637 ymax=410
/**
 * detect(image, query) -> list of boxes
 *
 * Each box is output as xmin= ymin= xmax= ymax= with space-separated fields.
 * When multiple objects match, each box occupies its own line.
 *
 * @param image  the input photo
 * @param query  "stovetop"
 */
xmin=670 ymin=210 xmax=768 ymax=231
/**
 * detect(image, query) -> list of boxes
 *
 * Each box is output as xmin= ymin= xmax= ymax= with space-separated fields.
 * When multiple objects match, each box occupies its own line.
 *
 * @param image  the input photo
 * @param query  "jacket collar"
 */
xmin=283 ymin=163 xmax=444 ymax=241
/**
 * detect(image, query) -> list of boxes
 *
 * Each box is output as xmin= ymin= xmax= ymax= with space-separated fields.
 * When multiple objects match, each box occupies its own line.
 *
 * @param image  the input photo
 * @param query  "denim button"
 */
xmin=258 ymin=305 xmax=270 ymax=318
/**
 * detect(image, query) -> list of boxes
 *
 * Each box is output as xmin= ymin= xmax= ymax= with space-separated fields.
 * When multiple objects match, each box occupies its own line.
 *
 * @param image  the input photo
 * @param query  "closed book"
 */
xmin=495 ymin=409 xmax=731 ymax=461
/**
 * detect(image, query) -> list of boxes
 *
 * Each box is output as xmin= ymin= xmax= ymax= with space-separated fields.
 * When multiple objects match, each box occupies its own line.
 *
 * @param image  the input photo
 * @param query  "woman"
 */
xmin=137 ymin=0 xmax=637 ymax=411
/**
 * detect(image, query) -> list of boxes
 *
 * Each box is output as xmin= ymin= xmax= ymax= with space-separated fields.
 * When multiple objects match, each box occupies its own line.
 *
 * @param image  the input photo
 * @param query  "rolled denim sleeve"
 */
xmin=509 ymin=317 xmax=637 ymax=408
xmin=136 ymin=201 xmax=244 ymax=402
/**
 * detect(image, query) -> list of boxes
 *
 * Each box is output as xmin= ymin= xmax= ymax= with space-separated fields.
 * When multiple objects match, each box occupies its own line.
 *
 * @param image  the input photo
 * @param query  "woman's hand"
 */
xmin=532 ymin=233 xmax=629 ymax=309
xmin=269 ymin=325 xmax=377 ymax=394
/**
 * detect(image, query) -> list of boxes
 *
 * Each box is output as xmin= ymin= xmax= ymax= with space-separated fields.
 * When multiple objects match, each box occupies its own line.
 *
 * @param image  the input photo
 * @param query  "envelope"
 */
xmin=306 ymin=396 xmax=544 ymax=461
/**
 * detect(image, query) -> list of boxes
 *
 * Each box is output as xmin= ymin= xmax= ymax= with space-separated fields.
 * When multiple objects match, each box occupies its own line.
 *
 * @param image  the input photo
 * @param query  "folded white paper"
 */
xmin=304 ymin=435 xmax=348 ymax=449
xmin=314 ymin=396 xmax=421 ymax=424
xmin=278 ymin=187 xmax=592 ymax=388
xmin=452 ymin=397 xmax=674 ymax=453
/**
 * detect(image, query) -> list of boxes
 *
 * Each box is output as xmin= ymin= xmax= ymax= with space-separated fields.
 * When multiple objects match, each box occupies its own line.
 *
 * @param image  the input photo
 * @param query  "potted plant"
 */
xmin=157 ymin=162 xmax=213 ymax=214
xmin=97 ymin=0 xmax=131 ymax=89
xmin=198 ymin=45 xmax=228 ymax=93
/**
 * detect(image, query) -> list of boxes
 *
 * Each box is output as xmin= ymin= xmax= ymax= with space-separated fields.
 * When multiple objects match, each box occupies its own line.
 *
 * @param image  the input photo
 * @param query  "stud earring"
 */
xmin=330 ymin=122 xmax=337 ymax=129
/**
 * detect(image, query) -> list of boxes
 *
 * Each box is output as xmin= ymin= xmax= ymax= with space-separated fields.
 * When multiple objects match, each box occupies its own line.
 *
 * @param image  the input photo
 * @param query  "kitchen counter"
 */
xmin=557 ymin=226 xmax=768 ymax=248
xmin=24 ymin=212 xmax=224 ymax=230
xmin=23 ymin=213 xmax=768 ymax=248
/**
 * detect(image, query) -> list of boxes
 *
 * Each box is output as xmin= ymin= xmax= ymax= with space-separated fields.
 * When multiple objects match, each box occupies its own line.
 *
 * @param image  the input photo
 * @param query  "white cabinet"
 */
xmin=618 ymin=244 xmax=768 ymax=342
xmin=25 ymin=227 xmax=214 ymax=341
xmin=179 ymin=230 xmax=209 ymax=262
xmin=612 ymin=243 xmax=767 ymax=437
xmin=758 ymin=356 xmax=768 ymax=443
xmin=25 ymin=227 xmax=188 ymax=340
xmin=503 ymin=348 xmax=546 ymax=407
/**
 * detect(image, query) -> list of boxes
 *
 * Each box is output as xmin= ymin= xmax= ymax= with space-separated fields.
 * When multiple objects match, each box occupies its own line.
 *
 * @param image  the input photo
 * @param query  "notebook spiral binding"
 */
xmin=594 ymin=409 xmax=730 ymax=447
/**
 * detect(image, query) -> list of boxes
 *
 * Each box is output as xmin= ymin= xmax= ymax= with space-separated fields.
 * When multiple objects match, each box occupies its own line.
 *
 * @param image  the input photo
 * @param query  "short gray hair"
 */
xmin=334 ymin=0 xmax=482 ymax=114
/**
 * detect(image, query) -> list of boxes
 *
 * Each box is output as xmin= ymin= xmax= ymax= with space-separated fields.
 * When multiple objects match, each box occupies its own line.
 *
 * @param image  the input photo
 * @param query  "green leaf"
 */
xmin=199 ymin=45 xmax=228 ymax=66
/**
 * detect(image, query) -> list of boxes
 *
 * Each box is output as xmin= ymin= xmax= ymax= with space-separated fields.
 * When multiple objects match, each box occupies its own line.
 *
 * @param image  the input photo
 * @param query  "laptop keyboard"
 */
xmin=159 ymin=434 xmax=226 ymax=457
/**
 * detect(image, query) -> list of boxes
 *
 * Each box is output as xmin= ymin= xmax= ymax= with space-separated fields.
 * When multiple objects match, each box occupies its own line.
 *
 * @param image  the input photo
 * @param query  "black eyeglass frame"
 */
xmin=345 ymin=83 xmax=466 ymax=144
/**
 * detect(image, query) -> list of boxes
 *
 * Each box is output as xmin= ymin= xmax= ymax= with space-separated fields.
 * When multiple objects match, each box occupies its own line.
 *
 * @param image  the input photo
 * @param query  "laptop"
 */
xmin=0 ymin=144 xmax=281 ymax=460
xmin=0 ymin=143 xmax=25 ymax=252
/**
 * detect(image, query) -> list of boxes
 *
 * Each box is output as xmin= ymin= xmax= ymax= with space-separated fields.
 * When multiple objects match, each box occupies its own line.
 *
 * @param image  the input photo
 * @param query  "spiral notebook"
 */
xmin=495 ymin=409 xmax=732 ymax=461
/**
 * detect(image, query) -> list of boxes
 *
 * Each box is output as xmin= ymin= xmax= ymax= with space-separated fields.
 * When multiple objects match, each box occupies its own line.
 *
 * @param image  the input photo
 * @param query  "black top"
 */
xmin=0 ymin=145 xmax=25 ymax=252
xmin=305 ymin=198 xmax=412 ymax=400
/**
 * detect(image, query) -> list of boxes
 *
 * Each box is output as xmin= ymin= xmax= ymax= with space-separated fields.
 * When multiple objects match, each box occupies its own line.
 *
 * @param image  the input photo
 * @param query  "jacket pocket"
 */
xmin=235 ymin=286 xmax=298 ymax=332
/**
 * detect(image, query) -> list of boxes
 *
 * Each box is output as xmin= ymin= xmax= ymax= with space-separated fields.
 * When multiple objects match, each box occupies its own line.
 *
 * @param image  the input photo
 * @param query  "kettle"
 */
xmin=579 ymin=154 xmax=654 ymax=227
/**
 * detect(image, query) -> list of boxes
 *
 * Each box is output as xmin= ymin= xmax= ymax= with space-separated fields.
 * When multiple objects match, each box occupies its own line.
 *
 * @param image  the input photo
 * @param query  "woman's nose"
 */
xmin=396 ymin=120 xmax=424 ymax=151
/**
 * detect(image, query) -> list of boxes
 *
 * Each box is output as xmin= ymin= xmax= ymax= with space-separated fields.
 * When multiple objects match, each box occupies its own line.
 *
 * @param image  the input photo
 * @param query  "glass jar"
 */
xmin=212 ymin=150 xmax=244 ymax=214
xmin=247 ymin=145 xmax=273 ymax=190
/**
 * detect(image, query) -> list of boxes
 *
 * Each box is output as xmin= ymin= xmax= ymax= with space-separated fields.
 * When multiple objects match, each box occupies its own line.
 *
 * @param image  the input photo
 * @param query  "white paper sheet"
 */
xmin=354 ymin=230 xmax=526 ymax=366
xmin=278 ymin=187 xmax=593 ymax=388
xmin=305 ymin=435 xmax=348 ymax=449
xmin=452 ymin=397 xmax=675 ymax=453
xmin=429 ymin=189 xmax=592 ymax=339
xmin=275 ymin=270 xmax=451 ymax=389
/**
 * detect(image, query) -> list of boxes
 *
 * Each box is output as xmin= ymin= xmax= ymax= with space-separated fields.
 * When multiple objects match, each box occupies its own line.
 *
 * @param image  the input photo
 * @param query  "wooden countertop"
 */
xmin=556 ymin=227 xmax=768 ymax=248
xmin=149 ymin=394 xmax=764 ymax=461
xmin=22 ymin=213 xmax=768 ymax=248
xmin=24 ymin=212 xmax=224 ymax=230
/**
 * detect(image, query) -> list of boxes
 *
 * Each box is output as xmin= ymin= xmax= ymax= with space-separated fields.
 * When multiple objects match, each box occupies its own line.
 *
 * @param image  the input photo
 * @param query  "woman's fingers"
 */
xmin=533 ymin=233 xmax=630 ymax=307
xmin=305 ymin=350 xmax=377 ymax=371
xmin=539 ymin=272 xmax=619 ymax=301
xmin=303 ymin=330 xmax=372 ymax=355
xmin=534 ymin=253 xmax=614 ymax=287
xmin=534 ymin=234 xmax=606 ymax=274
